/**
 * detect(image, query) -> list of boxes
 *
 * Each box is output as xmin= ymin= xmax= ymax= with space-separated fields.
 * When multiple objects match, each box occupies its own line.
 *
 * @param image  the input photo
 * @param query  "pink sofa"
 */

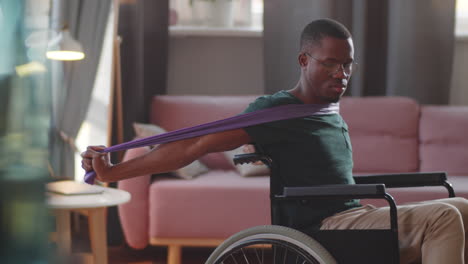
xmin=118 ymin=95 xmax=468 ymax=264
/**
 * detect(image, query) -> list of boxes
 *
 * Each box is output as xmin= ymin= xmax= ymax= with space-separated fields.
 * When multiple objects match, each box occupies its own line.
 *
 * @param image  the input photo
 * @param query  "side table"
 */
xmin=47 ymin=180 xmax=131 ymax=264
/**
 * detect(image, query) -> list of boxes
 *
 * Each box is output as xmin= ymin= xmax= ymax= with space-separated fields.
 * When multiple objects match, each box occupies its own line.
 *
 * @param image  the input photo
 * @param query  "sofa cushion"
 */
xmin=340 ymin=97 xmax=420 ymax=173
xmin=420 ymin=106 xmax=468 ymax=175
xmin=149 ymin=170 xmax=270 ymax=239
xmin=150 ymin=95 xmax=259 ymax=170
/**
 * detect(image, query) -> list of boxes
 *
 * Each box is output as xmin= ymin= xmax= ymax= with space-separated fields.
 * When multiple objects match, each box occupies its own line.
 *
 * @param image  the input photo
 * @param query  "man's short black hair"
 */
xmin=300 ymin=18 xmax=351 ymax=51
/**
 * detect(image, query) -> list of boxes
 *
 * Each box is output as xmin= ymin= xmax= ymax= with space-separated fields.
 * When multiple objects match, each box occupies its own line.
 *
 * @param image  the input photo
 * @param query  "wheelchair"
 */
xmin=206 ymin=153 xmax=456 ymax=264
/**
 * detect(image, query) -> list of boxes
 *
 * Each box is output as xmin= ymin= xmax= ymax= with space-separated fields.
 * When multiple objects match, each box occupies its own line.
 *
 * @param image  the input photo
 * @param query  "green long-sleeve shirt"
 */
xmin=242 ymin=91 xmax=361 ymax=232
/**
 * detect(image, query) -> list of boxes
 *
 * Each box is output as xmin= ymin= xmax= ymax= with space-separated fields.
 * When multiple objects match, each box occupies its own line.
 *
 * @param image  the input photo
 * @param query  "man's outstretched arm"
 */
xmin=80 ymin=128 xmax=252 ymax=183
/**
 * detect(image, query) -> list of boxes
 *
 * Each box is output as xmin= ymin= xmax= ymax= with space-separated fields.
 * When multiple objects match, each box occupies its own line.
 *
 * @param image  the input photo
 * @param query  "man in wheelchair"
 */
xmin=82 ymin=19 xmax=468 ymax=263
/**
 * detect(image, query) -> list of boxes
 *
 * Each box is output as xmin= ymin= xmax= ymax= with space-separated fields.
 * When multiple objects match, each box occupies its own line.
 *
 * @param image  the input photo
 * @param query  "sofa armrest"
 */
xmin=117 ymin=147 xmax=152 ymax=249
xmin=353 ymin=172 xmax=455 ymax=197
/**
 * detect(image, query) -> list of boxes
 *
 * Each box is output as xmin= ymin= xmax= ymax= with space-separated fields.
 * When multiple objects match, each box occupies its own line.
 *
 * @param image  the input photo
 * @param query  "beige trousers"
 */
xmin=320 ymin=197 xmax=468 ymax=264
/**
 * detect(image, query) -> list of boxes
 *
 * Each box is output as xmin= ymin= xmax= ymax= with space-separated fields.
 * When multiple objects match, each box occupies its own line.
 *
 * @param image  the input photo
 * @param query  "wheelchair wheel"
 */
xmin=206 ymin=225 xmax=336 ymax=264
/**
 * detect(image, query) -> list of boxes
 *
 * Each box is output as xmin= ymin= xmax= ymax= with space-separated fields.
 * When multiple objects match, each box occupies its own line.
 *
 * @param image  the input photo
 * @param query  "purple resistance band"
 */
xmin=84 ymin=103 xmax=339 ymax=184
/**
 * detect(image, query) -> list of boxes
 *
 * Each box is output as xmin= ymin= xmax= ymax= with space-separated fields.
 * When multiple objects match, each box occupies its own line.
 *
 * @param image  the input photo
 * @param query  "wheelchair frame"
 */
xmin=206 ymin=153 xmax=455 ymax=264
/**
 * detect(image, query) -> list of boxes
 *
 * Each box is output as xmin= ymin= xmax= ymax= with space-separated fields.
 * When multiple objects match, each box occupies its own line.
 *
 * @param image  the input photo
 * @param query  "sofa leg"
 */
xmin=167 ymin=245 xmax=182 ymax=264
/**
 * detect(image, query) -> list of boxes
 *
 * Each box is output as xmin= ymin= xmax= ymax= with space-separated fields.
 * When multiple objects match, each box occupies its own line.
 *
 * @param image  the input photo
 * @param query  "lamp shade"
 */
xmin=46 ymin=30 xmax=85 ymax=61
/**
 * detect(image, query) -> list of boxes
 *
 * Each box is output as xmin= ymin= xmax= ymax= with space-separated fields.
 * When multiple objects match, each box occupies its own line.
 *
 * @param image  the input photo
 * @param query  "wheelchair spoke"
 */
xmin=230 ymin=254 xmax=239 ymax=264
xmin=273 ymin=245 xmax=276 ymax=263
xmin=240 ymin=248 xmax=250 ymax=264
xmin=261 ymin=246 xmax=265 ymax=264
xmin=253 ymin=248 xmax=262 ymax=263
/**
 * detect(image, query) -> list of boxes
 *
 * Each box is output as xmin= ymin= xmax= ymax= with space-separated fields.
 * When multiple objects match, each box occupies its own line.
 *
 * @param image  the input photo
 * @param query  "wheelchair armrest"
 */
xmin=233 ymin=153 xmax=273 ymax=167
xmin=353 ymin=172 xmax=455 ymax=197
xmin=281 ymin=184 xmax=387 ymax=199
xmin=279 ymin=184 xmax=399 ymax=232
xmin=353 ymin=171 xmax=447 ymax=187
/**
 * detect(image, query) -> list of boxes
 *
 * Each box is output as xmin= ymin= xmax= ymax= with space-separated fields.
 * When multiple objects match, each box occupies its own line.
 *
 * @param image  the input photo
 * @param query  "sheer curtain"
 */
xmin=49 ymin=0 xmax=111 ymax=179
xmin=264 ymin=0 xmax=456 ymax=105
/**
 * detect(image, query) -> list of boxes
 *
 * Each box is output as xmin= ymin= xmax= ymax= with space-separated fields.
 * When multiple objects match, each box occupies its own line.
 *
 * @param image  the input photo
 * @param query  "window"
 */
xmin=169 ymin=0 xmax=263 ymax=31
xmin=456 ymin=0 xmax=468 ymax=36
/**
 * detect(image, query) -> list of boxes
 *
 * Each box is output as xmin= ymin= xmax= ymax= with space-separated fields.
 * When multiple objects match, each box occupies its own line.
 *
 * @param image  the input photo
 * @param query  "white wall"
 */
xmin=167 ymin=34 xmax=264 ymax=95
xmin=168 ymin=34 xmax=468 ymax=106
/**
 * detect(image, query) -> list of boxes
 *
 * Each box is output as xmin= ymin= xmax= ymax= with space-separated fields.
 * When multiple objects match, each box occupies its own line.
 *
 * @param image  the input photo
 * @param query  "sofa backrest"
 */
xmin=420 ymin=105 xmax=468 ymax=175
xmin=338 ymin=96 xmax=420 ymax=173
xmin=151 ymin=95 xmax=259 ymax=169
xmin=150 ymin=95 xmax=422 ymax=173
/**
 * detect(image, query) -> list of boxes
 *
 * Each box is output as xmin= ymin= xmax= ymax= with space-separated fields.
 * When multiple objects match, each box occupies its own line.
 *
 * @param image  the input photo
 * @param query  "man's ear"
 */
xmin=298 ymin=53 xmax=308 ymax=67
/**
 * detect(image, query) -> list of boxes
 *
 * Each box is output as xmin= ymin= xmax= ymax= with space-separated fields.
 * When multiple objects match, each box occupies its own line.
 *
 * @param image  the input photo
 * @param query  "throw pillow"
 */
xmin=133 ymin=122 xmax=166 ymax=138
xmin=224 ymin=145 xmax=270 ymax=177
xmin=132 ymin=122 xmax=209 ymax=180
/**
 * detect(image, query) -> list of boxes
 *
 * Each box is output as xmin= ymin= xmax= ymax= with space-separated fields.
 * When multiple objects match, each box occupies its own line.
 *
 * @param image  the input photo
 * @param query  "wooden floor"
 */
xmin=69 ymin=235 xmax=214 ymax=264
xmin=67 ymin=216 xmax=213 ymax=264
xmin=107 ymin=245 xmax=213 ymax=264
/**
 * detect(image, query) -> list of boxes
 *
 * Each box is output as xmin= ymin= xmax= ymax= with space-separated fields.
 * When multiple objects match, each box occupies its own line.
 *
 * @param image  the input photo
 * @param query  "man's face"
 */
xmin=299 ymin=36 xmax=354 ymax=104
